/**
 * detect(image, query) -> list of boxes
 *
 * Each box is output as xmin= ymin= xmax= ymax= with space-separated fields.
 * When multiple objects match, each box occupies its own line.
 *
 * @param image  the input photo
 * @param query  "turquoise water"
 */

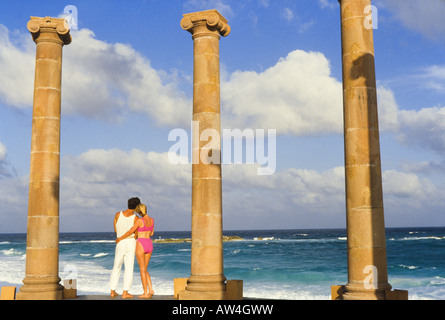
xmin=1 ymin=227 xmax=444 ymax=299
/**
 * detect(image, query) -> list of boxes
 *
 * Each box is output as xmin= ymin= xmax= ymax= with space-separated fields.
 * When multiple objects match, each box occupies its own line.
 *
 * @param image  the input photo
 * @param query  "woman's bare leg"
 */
xmin=145 ymin=252 xmax=154 ymax=296
xmin=136 ymin=242 xmax=149 ymax=297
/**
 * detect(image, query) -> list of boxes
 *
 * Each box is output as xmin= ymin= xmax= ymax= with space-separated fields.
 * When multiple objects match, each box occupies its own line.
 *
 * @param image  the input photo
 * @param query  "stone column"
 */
xmin=338 ymin=0 xmax=391 ymax=300
xmin=16 ymin=17 xmax=71 ymax=300
xmin=179 ymin=10 xmax=230 ymax=300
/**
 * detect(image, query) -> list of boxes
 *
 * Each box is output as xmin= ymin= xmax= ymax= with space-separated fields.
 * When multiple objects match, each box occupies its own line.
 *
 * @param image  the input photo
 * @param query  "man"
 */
xmin=110 ymin=197 xmax=140 ymax=298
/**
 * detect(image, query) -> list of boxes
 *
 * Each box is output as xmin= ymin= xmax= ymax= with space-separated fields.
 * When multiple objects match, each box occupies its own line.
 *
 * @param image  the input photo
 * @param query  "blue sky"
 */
xmin=1 ymin=0 xmax=445 ymax=232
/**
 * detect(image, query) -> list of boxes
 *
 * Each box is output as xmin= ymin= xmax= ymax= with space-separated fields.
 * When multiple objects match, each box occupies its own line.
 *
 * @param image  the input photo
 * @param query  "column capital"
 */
xmin=27 ymin=16 xmax=72 ymax=45
xmin=181 ymin=9 xmax=230 ymax=39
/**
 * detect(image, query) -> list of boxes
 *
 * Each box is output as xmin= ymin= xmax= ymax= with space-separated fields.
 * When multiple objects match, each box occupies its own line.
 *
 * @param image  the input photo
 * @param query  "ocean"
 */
xmin=1 ymin=227 xmax=444 ymax=300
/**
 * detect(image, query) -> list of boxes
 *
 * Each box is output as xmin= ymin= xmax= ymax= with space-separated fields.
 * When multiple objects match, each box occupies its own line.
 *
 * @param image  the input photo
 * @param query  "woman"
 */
xmin=116 ymin=203 xmax=154 ymax=298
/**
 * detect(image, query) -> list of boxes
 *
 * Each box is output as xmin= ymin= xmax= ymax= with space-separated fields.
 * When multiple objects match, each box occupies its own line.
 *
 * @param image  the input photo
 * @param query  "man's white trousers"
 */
xmin=109 ymin=238 xmax=136 ymax=291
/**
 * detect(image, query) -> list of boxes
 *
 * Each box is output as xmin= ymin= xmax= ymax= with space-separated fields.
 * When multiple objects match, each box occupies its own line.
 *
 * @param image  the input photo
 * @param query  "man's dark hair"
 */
xmin=128 ymin=197 xmax=141 ymax=209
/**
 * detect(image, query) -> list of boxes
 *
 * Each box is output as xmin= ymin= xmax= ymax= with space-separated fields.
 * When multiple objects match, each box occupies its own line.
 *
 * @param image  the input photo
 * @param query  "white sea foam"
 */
xmin=389 ymin=276 xmax=445 ymax=300
xmin=60 ymin=240 xmax=115 ymax=244
xmin=58 ymin=260 xmax=177 ymax=296
xmin=227 ymin=236 xmax=346 ymax=244
xmin=398 ymin=236 xmax=444 ymax=241
xmin=242 ymin=283 xmax=331 ymax=300
xmin=56 ymin=257 xmax=336 ymax=299
xmin=399 ymin=264 xmax=418 ymax=270
xmin=89 ymin=240 xmax=115 ymax=244
xmin=93 ymin=253 xmax=109 ymax=258
xmin=1 ymin=248 xmax=23 ymax=256
xmin=1 ymin=229 xmax=444 ymax=300
xmin=0 ymin=255 xmax=26 ymax=286
xmin=1 ymin=254 xmax=444 ymax=300
xmin=430 ymin=277 xmax=445 ymax=285
xmin=254 ymin=237 xmax=275 ymax=241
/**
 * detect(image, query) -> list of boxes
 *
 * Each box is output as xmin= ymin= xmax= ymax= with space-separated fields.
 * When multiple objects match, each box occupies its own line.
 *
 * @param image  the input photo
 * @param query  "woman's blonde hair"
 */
xmin=136 ymin=203 xmax=147 ymax=216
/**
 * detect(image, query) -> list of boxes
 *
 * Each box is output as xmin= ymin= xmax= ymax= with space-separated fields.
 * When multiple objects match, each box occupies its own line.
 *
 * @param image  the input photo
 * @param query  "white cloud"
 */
xmin=0 ymin=26 xmax=191 ymax=127
xmin=221 ymin=50 xmax=344 ymax=135
xmin=423 ymin=65 xmax=445 ymax=81
xmin=258 ymin=0 xmax=270 ymax=8
xmin=222 ymin=164 xmax=347 ymax=228
xmin=377 ymin=85 xmax=400 ymax=132
xmin=383 ymin=170 xmax=437 ymax=199
xmin=380 ymin=168 xmax=445 ymax=226
xmin=0 ymin=142 xmax=6 ymax=161
xmin=0 ymin=174 xmax=28 ymax=232
xmin=0 ymin=142 xmax=9 ymax=178
xmin=0 ymin=23 xmax=401 ymax=138
xmin=400 ymin=160 xmax=445 ymax=176
xmin=375 ymin=66 xmax=445 ymax=152
xmin=62 ymin=29 xmax=191 ymax=126
xmin=60 ymin=149 xmax=191 ymax=231
xmin=318 ymin=0 xmax=336 ymax=10
xmin=0 ymin=145 xmax=348 ymax=231
xmin=382 ymin=169 xmax=444 ymax=226
xmin=282 ymin=8 xmax=295 ymax=22
xmin=420 ymin=65 xmax=445 ymax=92
xmin=376 ymin=0 xmax=445 ymax=41
xmin=397 ymin=105 xmax=445 ymax=153
xmin=64 ymin=148 xmax=189 ymax=186
xmin=2 ymin=144 xmax=445 ymax=232
xmin=60 ymin=149 xmax=349 ymax=230
xmin=297 ymin=19 xmax=315 ymax=34
xmin=183 ymin=0 xmax=234 ymax=18
xmin=222 ymin=164 xmax=445 ymax=228
xmin=0 ymin=25 xmax=35 ymax=108
xmin=221 ymin=50 xmax=401 ymax=136
xmin=2 ymin=15 xmax=445 ymax=231
xmin=279 ymin=8 xmax=314 ymax=33
xmin=381 ymin=64 xmax=445 ymax=96
xmin=0 ymin=141 xmax=16 ymax=179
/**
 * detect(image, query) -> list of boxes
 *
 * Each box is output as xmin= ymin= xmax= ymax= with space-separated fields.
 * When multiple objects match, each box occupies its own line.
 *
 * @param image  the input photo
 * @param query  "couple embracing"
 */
xmin=109 ymin=197 xmax=155 ymax=299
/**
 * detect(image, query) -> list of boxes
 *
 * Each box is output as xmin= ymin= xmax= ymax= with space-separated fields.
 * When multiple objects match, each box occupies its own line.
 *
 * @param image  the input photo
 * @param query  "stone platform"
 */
xmin=68 ymin=294 xmax=175 ymax=300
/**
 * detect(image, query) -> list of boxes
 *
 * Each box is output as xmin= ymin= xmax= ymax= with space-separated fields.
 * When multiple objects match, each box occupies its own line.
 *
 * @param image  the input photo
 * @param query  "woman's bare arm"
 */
xmin=116 ymin=219 xmax=141 ymax=243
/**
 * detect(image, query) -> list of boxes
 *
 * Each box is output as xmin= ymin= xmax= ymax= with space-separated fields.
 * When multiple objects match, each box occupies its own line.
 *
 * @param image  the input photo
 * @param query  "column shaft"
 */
xmin=180 ymin=10 xmax=230 ymax=300
xmin=339 ymin=0 xmax=391 ymax=300
xmin=17 ymin=17 xmax=71 ymax=300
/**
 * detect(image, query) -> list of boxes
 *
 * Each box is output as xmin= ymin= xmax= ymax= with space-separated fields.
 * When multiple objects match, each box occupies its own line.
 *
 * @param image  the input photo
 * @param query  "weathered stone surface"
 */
xmin=338 ymin=0 xmax=394 ymax=300
xmin=179 ymin=10 xmax=231 ymax=300
xmin=17 ymin=16 xmax=70 ymax=301
xmin=154 ymin=235 xmax=243 ymax=243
